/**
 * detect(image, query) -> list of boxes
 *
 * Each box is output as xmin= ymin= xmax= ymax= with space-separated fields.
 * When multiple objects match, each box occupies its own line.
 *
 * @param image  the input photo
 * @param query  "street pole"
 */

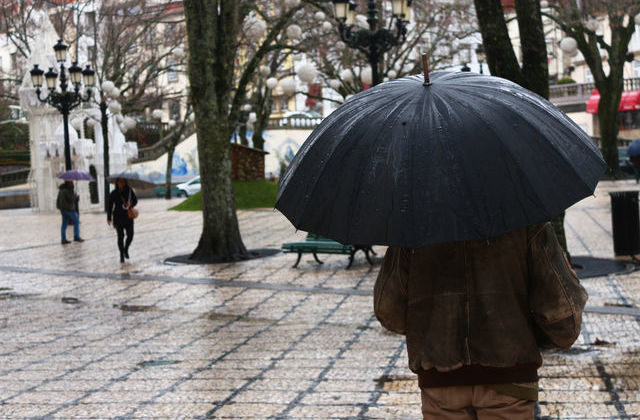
xmin=100 ymin=100 xmax=110 ymax=212
xmin=335 ymin=0 xmax=409 ymax=88
xmin=366 ymin=0 xmax=380 ymax=86
xmin=62 ymin=102 xmax=72 ymax=170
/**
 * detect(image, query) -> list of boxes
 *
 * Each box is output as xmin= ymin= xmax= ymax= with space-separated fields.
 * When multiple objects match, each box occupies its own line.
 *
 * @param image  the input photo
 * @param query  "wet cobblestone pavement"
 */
xmin=1 ymin=181 xmax=640 ymax=418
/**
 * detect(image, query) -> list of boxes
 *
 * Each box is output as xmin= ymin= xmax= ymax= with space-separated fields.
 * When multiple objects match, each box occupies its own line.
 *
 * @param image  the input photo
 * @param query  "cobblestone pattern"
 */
xmin=0 ymin=181 xmax=639 ymax=418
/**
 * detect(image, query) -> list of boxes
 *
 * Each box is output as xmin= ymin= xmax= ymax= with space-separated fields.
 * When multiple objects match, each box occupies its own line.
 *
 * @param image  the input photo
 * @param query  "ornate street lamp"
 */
xmin=475 ymin=44 xmax=485 ymax=75
xmin=332 ymin=0 xmax=411 ymax=86
xmin=30 ymin=39 xmax=95 ymax=170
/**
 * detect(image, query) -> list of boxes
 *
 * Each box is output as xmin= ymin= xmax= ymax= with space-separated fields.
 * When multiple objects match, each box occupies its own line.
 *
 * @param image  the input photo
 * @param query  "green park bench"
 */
xmin=282 ymin=233 xmax=376 ymax=269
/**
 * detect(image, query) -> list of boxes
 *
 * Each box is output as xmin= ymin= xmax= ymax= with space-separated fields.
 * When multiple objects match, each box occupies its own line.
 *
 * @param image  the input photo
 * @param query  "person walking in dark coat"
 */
xmin=56 ymin=181 xmax=83 ymax=244
xmin=107 ymin=178 xmax=138 ymax=263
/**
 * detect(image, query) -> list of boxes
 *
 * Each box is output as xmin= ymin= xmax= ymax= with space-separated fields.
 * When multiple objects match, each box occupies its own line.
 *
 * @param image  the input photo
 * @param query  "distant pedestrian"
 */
xmin=374 ymin=223 xmax=587 ymax=419
xmin=56 ymin=181 xmax=83 ymax=244
xmin=107 ymin=178 xmax=138 ymax=263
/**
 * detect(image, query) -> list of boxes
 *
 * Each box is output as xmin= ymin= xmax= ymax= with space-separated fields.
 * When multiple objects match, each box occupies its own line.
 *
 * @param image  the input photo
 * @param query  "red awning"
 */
xmin=586 ymin=89 xmax=640 ymax=114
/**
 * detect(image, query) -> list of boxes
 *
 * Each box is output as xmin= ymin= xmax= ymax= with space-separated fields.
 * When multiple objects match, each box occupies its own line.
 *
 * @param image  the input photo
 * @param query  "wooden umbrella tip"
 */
xmin=421 ymin=54 xmax=431 ymax=86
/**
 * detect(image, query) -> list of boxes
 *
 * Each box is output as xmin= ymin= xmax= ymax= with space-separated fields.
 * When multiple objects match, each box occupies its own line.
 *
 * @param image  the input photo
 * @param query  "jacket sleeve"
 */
xmin=373 ymin=247 xmax=410 ymax=335
xmin=107 ymin=192 xmax=114 ymax=222
xmin=528 ymin=223 xmax=588 ymax=350
xmin=130 ymin=189 xmax=138 ymax=208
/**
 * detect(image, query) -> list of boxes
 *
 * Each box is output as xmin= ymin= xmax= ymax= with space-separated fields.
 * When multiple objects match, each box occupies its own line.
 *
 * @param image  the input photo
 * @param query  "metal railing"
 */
xmin=549 ymin=77 xmax=640 ymax=105
xmin=267 ymin=116 xmax=323 ymax=129
xmin=0 ymin=168 xmax=30 ymax=188
xmin=134 ymin=121 xmax=196 ymax=163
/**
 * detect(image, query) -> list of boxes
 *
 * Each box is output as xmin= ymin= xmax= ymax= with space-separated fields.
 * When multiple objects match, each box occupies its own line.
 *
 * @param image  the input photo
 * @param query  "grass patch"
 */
xmin=170 ymin=180 xmax=278 ymax=211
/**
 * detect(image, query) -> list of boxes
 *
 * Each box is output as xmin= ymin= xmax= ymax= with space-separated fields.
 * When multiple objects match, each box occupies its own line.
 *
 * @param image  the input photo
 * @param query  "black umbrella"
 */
xmin=107 ymin=171 xmax=155 ymax=189
xmin=276 ymin=70 xmax=606 ymax=248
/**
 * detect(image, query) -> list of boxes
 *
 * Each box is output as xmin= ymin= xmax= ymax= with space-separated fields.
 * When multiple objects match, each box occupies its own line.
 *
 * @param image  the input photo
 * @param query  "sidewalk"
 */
xmin=0 ymin=181 xmax=639 ymax=418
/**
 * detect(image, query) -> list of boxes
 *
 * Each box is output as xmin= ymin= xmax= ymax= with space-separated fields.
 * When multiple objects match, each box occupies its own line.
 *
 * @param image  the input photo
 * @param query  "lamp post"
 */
xmin=475 ymin=44 xmax=485 ymax=74
xmin=29 ymin=39 xmax=95 ymax=171
xmin=332 ymin=0 xmax=411 ymax=87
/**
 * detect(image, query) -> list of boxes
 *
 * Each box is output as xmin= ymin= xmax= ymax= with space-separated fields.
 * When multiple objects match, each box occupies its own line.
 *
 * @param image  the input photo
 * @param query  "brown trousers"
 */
xmin=421 ymin=385 xmax=535 ymax=420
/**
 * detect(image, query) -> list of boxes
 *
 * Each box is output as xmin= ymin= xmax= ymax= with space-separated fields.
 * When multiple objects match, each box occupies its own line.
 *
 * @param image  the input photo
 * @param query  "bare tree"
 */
xmin=544 ymin=0 xmax=640 ymax=173
xmin=183 ymin=0 xmax=312 ymax=262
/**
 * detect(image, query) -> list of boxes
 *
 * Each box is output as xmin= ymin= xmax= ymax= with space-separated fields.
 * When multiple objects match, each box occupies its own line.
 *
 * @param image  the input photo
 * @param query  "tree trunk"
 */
xmin=252 ymin=93 xmax=273 ymax=151
xmin=598 ymin=92 xmax=621 ymax=173
xmin=190 ymin=112 xmax=248 ymax=262
xmin=184 ymin=0 xmax=249 ymax=262
xmin=164 ymin=144 xmax=175 ymax=200
xmin=514 ymin=0 xmax=548 ymax=98
xmin=473 ymin=0 xmax=523 ymax=85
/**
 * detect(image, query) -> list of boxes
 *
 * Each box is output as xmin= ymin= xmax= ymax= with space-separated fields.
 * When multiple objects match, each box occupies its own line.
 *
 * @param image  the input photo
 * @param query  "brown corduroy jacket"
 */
xmin=374 ymin=223 xmax=587 ymax=373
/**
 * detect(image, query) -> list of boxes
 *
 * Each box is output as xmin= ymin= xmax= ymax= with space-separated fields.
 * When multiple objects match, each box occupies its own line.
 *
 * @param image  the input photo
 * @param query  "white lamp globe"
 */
xmin=560 ymin=37 xmax=578 ymax=54
xmin=297 ymin=63 xmax=317 ymax=84
xmin=335 ymin=41 xmax=346 ymax=51
xmin=70 ymin=118 xmax=83 ymax=131
xmin=322 ymin=21 xmax=332 ymax=33
xmin=173 ymin=47 xmax=185 ymax=58
xmin=248 ymin=112 xmax=257 ymax=123
xmin=123 ymin=116 xmax=137 ymax=131
xmin=315 ymin=11 xmax=326 ymax=21
xmin=101 ymin=80 xmax=115 ymax=94
xmin=260 ymin=66 xmax=271 ymax=77
xmin=286 ymin=24 xmax=302 ymax=40
xmin=108 ymin=100 xmax=122 ymax=115
xmin=329 ymin=79 xmax=341 ymax=90
xmin=361 ymin=67 xmax=373 ymax=85
xmin=168 ymin=119 xmax=177 ymax=128
xmin=266 ymin=77 xmax=278 ymax=89
xmin=355 ymin=14 xmax=369 ymax=29
xmin=242 ymin=104 xmax=252 ymax=112
xmin=388 ymin=70 xmax=398 ymax=79
xmin=110 ymin=87 xmax=121 ymax=97
xmin=152 ymin=109 xmax=164 ymax=119
xmin=540 ymin=0 xmax=549 ymax=8
xmin=280 ymin=78 xmax=297 ymax=96
xmin=340 ymin=69 xmax=354 ymax=83
xmin=585 ymin=18 xmax=599 ymax=32
xmin=244 ymin=17 xmax=267 ymax=41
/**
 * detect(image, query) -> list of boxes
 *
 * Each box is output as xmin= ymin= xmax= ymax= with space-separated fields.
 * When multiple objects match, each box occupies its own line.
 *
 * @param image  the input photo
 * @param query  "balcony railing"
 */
xmin=267 ymin=116 xmax=323 ymax=130
xmin=549 ymin=77 xmax=640 ymax=106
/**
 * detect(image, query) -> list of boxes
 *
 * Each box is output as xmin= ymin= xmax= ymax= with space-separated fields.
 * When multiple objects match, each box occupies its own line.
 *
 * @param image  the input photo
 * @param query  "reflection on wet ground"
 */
xmin=0 ymin=185 xmax=639 ymax=418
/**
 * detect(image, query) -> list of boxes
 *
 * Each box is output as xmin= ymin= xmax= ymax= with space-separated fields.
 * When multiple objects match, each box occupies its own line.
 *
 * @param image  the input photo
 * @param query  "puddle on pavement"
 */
xmin=0 ymin=291 xmax=38 ymax=300
xmin=375 ymin=375 xmax=416 ymax=392
xmin=138 ymin=360 xmax=181 ymax=368
xmin=604 ymin=302 xmax=636 ymax=308
xmin=204 ymin=312 xmax=274 ymax=324
xmin=61 ymin=297 xmax=80 ymax=304
xmin=113 ymin=304 xmax=158 ymax=312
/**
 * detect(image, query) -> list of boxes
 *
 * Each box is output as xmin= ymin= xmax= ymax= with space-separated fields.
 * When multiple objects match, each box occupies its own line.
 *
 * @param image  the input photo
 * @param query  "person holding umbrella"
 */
xmin=276 ymin=61 xmax=605 ymax=418
xmin=107 ymin=177 xmax=138 ymax=263
xmin=627 ymin=139 xmax=640 ymax=182
xmin=56 ymin=170 xmax=93 ymax=244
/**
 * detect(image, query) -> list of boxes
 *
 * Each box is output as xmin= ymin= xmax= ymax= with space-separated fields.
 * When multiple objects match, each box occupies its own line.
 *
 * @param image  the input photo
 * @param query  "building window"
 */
xmin=167 ymin=59 xmax=178 ymax=82
xmin=619 ymin=111 xmax=640 ymax=131
xmin=169 ymin=101 xmax=180 ymax=121
xmin=634 ymin=60 xmax=640 ymax=78
xmin=585 ymin=67 xmax=594 ymax=83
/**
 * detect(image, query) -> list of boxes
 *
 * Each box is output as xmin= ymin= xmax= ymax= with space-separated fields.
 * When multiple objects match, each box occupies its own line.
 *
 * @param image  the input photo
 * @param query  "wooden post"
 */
xmin=422 ymin=54 xmax=430 ymax=86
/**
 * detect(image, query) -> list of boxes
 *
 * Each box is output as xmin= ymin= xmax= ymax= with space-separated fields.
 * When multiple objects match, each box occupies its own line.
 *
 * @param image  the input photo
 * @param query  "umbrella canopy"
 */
xmin=107 ymin=171 xmax=155 ymax=189
xmin=628 ymin=139 xmax=640 ymax=158
xmin=276 ymin=71 xmax=606 ymax=248
xmin=57 ymin=170 xmax=95 ymax=181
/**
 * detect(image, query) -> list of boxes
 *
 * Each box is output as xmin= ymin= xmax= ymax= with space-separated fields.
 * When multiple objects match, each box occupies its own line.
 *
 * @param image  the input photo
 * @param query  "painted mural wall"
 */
xmin=130 ymin=128 xmax=313 ymax=181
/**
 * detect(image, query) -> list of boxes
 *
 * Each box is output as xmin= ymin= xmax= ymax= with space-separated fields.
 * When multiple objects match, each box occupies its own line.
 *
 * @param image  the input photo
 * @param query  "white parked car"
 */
xmin=177 ymin=176 xmax=201 ymax=197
